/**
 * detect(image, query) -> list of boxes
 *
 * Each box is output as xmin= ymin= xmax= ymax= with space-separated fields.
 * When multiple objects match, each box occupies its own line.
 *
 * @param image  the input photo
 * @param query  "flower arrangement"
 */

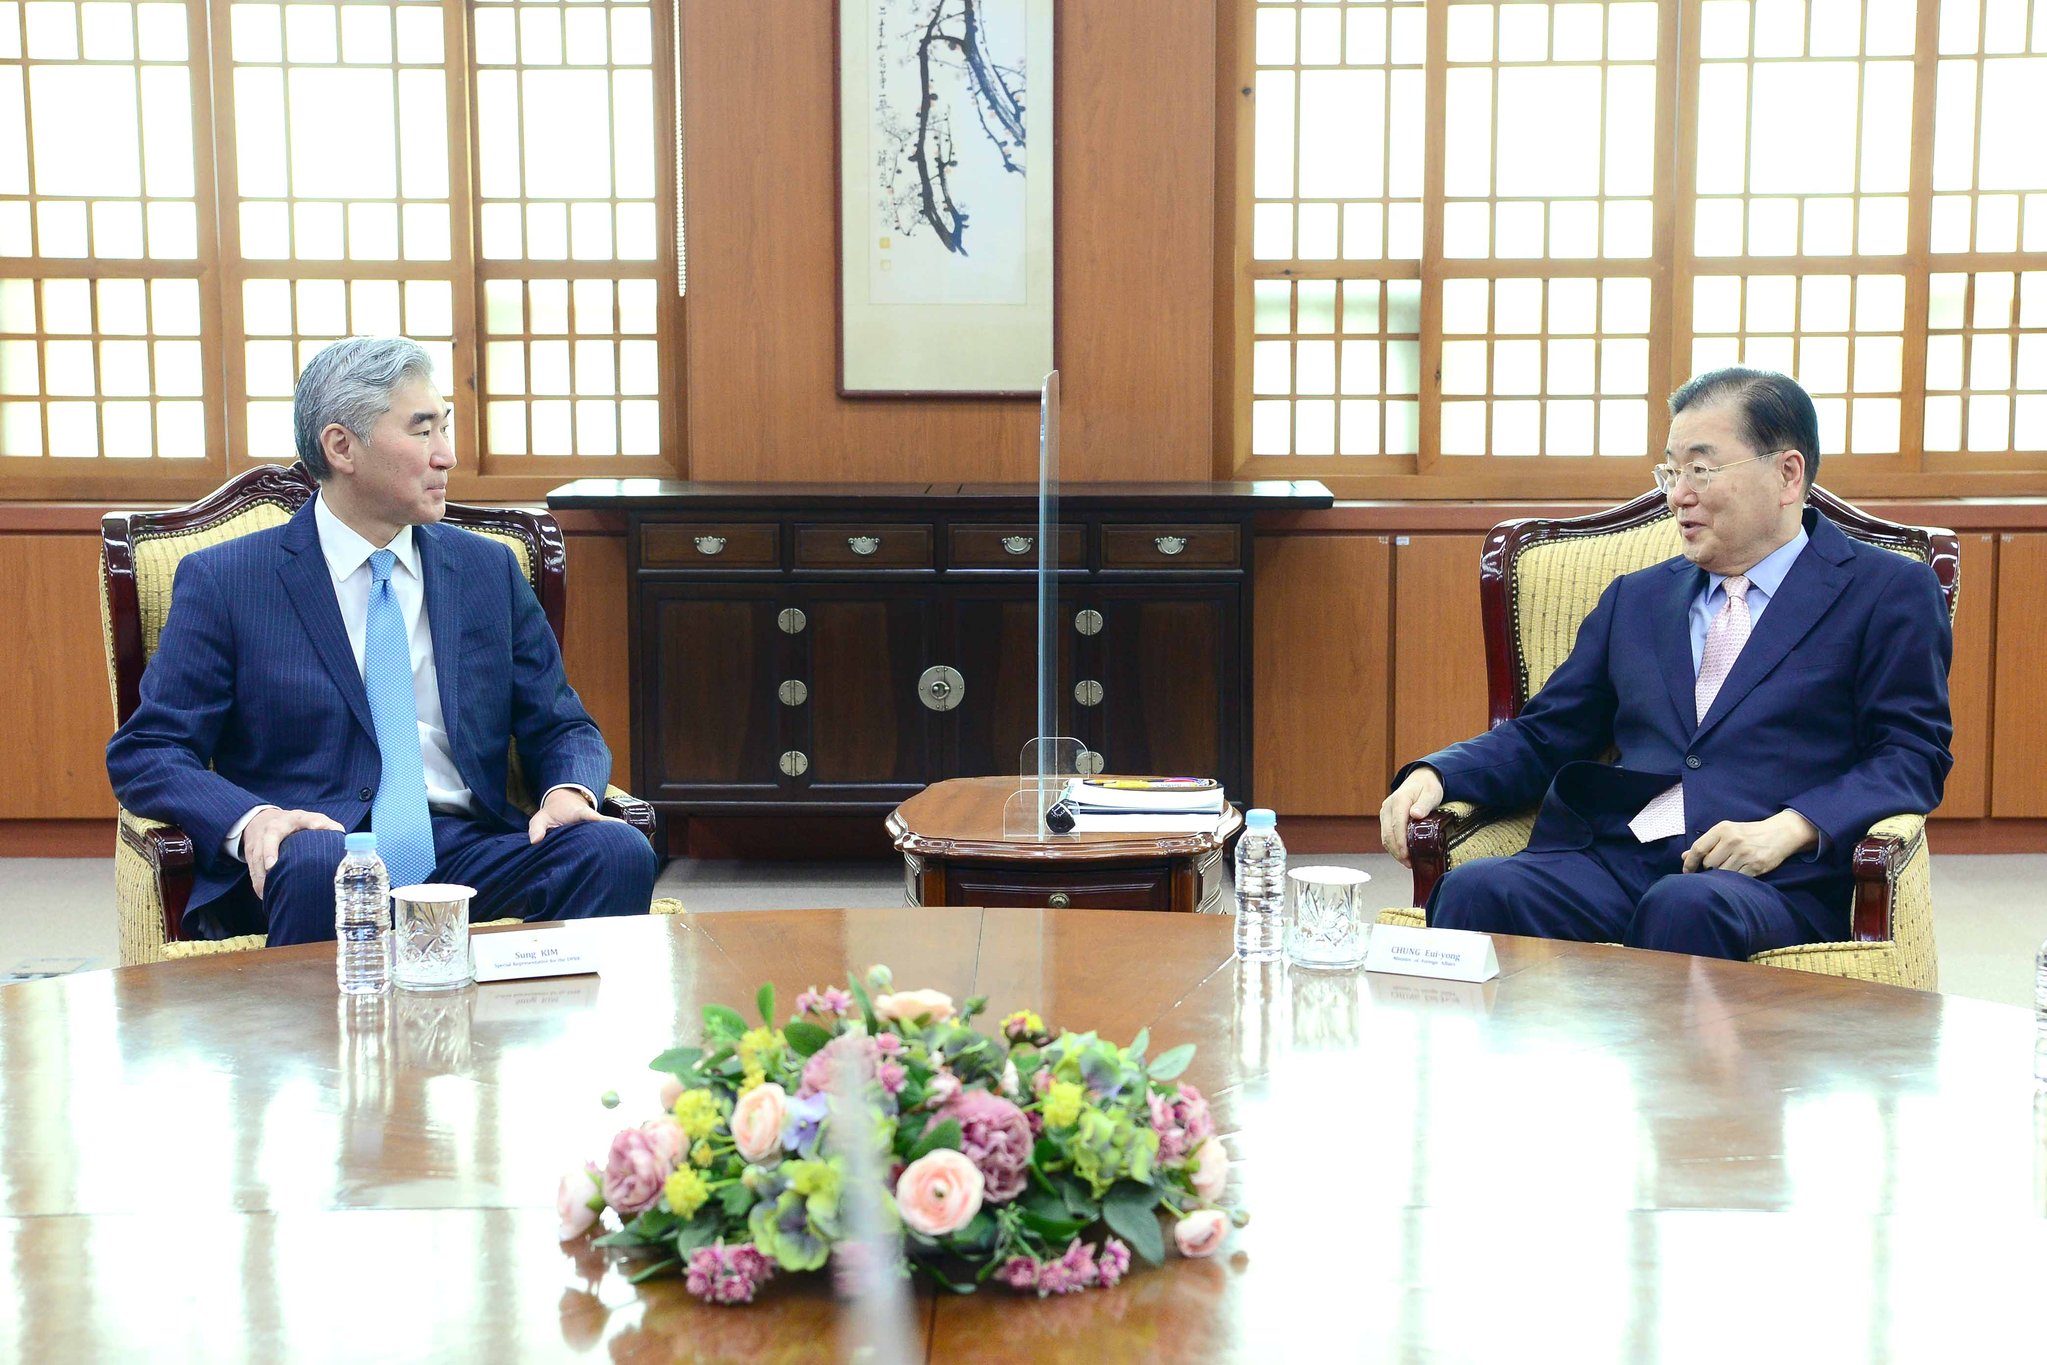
xmin=557 ymin=966 xmax=1244 ymax=1304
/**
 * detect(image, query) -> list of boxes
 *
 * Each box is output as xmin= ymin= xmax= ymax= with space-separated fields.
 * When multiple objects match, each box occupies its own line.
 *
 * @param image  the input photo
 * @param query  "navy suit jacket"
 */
xmin=1403 ymin=508 xmax=1954 ymax=920
xmin=106 ymin=500 xmax=612 ymax=915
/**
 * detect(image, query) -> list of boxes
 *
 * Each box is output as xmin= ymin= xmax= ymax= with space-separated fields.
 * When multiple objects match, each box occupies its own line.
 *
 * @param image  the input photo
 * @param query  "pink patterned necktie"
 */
xmin=1629 ymin=574 xmax=1752 ymax=842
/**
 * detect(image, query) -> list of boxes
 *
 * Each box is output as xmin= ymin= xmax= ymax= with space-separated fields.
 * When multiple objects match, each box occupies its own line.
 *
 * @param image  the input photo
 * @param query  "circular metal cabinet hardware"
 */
xmin=693 ymin=535 xmax=726 ymax=556
xmin=1076 ymin=750 xmax=1105 ymax=775
xmin=918 ymin=665 xmax=966 ymax=712
xmin=777 ymin=608 xmax=808 ymax=635
xmin=1074 ymin=608 xmax=1103 ymax=636
xmin=777 ymin=679 xmax=808 ymax=707
xmin=1001 ymin=535 xmax=1034 ymax=555
xmin=1048 ymin=893 xmax=1072 ymax=908
xmin=1074 ymin=679 xmax=1103 ymax=707
xmin=778 ymin=750 xmax=809 ymax=777
xmin=1154 ymin=535 xmax=1188 ymax=556
xmin=847 ymin=535 xmax=881 ymax=556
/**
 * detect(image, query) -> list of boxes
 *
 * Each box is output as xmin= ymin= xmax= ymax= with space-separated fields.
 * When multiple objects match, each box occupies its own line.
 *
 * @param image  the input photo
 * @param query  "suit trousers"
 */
xmin=197 ymin=812 xmax=660 ymax=945
xmin=1426 ymin=834 xmax=1833 ymax=961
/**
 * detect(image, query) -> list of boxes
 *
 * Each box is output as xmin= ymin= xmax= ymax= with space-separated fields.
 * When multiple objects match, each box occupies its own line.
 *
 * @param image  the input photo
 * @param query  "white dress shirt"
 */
xmin=227 ymin=494 xmax=588 ymax=860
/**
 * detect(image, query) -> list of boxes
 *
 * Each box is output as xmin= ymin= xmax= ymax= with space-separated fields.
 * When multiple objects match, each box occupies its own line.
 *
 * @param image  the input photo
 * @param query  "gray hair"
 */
xmin=293 ymin=336 xmax=436 ymax=479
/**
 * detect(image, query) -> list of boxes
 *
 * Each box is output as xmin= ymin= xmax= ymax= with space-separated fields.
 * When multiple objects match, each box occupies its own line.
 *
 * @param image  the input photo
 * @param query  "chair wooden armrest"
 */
xmin=1849 ymin=813 xmax=1924 ymax=943
xmin=1408 ymin=801 xmax=1544 ymax=908
xmin=601 ymin=785 xmax=659 ymax=849
xmin=116 ymin=808 xmax=196 ymax=962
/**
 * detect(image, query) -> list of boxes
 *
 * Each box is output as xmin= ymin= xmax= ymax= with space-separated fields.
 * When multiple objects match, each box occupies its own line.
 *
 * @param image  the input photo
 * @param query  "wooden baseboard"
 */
xmin=0 ymin=819 xmax=116 ymax=857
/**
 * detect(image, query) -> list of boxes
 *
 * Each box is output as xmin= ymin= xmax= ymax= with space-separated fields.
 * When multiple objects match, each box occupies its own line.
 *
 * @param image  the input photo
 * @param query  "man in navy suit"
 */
xmin=1379 ymin=369 xmax=1953 ymax=960
xmin=107 ymin=337 xmax=658 ymax=944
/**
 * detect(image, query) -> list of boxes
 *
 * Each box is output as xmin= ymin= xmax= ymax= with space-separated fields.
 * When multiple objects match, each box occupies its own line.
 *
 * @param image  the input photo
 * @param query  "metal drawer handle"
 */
xmin=1001 ymin=535 xmax=1034 ymax=555
xmin=779 ymin=750 xmax=809 ymax=777
xmin=1048 ymin=893 xmax=1071 ymax=908
xmin=847 ymin=535 xmax=881 ymax=556
xmin=918 ymin=665 xmax=965 ymax=712
xmin=694 ymin=535 xmax=726 ymax=555
xmin=1154 ymin=535 xmax=1187 ymax=556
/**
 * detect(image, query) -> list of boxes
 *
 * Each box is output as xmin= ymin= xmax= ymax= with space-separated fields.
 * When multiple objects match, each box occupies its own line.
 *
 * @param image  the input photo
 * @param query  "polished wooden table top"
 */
xmin=5 ymin=909 xmax=2045 ymax=1361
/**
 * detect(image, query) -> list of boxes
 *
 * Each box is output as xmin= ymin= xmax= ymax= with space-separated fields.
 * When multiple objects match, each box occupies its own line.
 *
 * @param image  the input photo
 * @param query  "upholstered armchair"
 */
xmin=1379 ymin=486 xmax=1958 ymax=991
xmin=102 ymin=462 xmax=678 ymax=965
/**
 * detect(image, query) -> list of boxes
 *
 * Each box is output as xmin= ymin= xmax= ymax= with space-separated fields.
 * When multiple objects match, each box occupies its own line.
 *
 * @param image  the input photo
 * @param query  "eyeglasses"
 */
xmin=1652 ymin=450 xmax=1781 ymax=495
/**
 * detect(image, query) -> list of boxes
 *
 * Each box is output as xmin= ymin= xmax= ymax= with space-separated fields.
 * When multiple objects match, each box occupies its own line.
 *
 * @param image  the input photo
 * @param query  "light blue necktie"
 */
xmin=364 ymin=549 xmax=436 ymax=888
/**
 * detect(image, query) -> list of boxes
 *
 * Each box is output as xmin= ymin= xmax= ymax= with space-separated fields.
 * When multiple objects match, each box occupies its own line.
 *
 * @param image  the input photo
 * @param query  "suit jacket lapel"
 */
xmin=1693 ymin=515 xmax=1849 ymax=744
xmin=1656 ymin=561 xmax=1702 ymax=737
xmin=278 ymin=502 xmax=376 ymax=742
xmin=418 ymin=523 xmax=463 ymax=757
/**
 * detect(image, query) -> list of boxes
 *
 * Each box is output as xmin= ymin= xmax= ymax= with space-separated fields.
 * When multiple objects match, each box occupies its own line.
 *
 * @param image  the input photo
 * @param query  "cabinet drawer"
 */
xmin=1102 ymin=524 xmax=1240 ymax=569
xmin=949 ymin=523 xmax=1085 ymax=568
xmin=643 ymin=522 xmax=780 ymax=569
xmin=795 ymin=524 xmax=934 ymax=569
xmin=943 ymin=863 xmax=1172 ymax=911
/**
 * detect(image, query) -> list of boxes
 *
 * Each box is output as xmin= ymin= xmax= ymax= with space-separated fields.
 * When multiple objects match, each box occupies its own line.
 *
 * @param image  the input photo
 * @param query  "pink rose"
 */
xmin=894 ymin=1148 xmax=985 ymax=1237
xmin=639 ymin=1118 xmax=686 ymax=1170
xmin=730 ymin=1081 xmax=790 ymax=1164
xmin=874 ymin=988 xmax=955 ymax=1024
xmin=935 ymin=1090 xmax=1033 ymax=1204
xmin=1189 ymin=1136 xmax=1229 ymax=1203
xmin=557 ymin=1161 xmax=603 ymax=1240
xmin=1174 ymin=1209 xmax=1229 ymax=1259
xmin=601 ymin=1129 xmax=667 ymax=1216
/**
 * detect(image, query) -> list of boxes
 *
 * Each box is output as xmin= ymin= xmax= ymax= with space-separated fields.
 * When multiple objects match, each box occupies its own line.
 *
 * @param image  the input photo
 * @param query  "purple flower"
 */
xmin=934 ymin=1089 xmax=1033 ymax=1204
xmin=781 ymin=1091 xmax=830 ymax=1158
xmin=801 ymin=1032 xmax=879 ymax=1097
xmin=601 ymin=1128 xmax=667 ymax=1216
xmin=1097 ymin=1238 xmax=1131 ymax=1287
xmin=997 ymin=1256 xmax=1040 ymax=1291
xmin=684 ymin=1242 xmax=776 ymax=1305
xmin=795 ymin=986 xmax=855 ymax=1017
xmin=1148 ymin=1083 xmax=1216 ymax=1165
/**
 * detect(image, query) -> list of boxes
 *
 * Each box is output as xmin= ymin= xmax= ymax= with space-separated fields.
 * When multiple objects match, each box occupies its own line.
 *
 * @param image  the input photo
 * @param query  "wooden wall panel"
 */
xmin=1991 ymin=534 xmax=2047 ymax=817
xmin=678 ymin=0 xmax=1212 ymax=484
xmin=563 ymin=532 xmax=633 ymax=790
xmin=1392 ymin=534 xmax=1489 ymax=768
xmin=0 ymin=535 xmax=117 ymax=819
xmin=1252 ymin=534 xmax=1390 ymax=815
xmin=1933 ymin=533 xmax=1993 ymax=820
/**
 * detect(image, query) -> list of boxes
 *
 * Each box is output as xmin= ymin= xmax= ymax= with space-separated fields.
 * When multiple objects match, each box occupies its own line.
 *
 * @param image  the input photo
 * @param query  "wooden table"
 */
xmin=887 ymin=775 xmax=1244 ymax=913
xmin=5 ymin=910 xmax=2045 ymax=1361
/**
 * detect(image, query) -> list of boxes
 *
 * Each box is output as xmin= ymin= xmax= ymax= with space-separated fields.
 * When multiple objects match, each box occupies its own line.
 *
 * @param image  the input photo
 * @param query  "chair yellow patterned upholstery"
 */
xmin=1384 ymin=487 xmax=1959 ymax=992
xmin=103 ymin=463 xmax=676 ymax=965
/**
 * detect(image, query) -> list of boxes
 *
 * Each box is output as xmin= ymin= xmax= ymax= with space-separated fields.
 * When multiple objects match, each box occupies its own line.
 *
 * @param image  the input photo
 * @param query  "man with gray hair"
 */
xmin=108 ymin=336 xmax=657 ymax=943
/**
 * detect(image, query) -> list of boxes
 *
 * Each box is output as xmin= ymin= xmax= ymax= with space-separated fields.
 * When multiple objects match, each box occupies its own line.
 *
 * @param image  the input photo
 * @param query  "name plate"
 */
xmin=471 ymin=928 xmax=599 ymax=984
xmin=1363 ymin=924 xmax=1500 ymax=983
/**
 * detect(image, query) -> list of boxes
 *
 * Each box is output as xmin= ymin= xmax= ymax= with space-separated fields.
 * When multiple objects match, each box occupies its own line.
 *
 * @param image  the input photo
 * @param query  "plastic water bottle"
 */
xmin=335 ymin=832 xmax=391 ymax=995
xmin=1234 ymin=808 xmax=1286 ymax=961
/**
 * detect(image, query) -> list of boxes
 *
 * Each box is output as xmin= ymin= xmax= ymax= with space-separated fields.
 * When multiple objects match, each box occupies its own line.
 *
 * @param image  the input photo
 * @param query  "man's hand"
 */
xmin=1378 ymin=766 xmax=1445 ymax=868
xmin=1683 ymin=810 xmax=1819 ymax=877
xmin=242 ymin=807 xmax=345 ymax=898
xmin=527 ymin=786 xmax=622 ymax=844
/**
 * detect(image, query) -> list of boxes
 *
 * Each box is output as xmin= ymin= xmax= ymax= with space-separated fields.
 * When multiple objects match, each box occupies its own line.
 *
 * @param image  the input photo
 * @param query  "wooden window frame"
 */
xmin=1219 ymin=0 xmax=2047 ymax=500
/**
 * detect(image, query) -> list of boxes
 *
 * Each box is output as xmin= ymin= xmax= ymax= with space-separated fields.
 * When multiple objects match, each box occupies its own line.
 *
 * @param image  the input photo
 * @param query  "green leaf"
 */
xmin=756 ymin=983 xmax=776 ymax=1027
xmin=950 ymin=1209 xmax=998 ymax=1252
xmin=783 ymin=1021 xmax=833 ymax=1057
xmin=1052 ymin=1173 xmax=1099 ymax=1223
xmin=1127 ymin=1027 xmax=1150 ymax=1063
xmin=626 ymin=1257 xmax=681 ymax=1284
xmin=648 ymin=1046 xmax=703 ymax=1078
xmin=672 ymin=1211 xmax=721 ymax=1255
xmin=1019 ymin=1209 xmax=1090 ymax=1242
xmin=702 ymin=1003 xmax=749 ymax=1040
xmin=633 ymin=1206 xmax=680 ymax=1239
xmin=1101 ymin=1181 xmax=1165 ymax=1266
xmin=592 ymin=1227 xmax=647 ymax=1250
xmin=907 ymin=1118 xmax=962 ymax=1162
xmin=848 ymin=979 xmax=880 ymax=1032
xmin=719 ymin=1181 xmax=754 ymax=1217
xmin=1147 ymin=1043 xmax=1196 ymax=1081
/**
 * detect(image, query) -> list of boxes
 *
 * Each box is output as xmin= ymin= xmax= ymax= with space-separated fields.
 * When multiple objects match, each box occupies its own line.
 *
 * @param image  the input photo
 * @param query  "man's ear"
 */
xmin=320 ymin=422 xmax=356 ymax=476
xmin=1779 ymin=450 xmax=1807 ymax=504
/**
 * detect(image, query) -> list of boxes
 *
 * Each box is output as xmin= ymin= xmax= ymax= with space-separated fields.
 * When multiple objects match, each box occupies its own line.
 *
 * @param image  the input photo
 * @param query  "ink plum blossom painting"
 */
xmin=839 ymin=0 xmax=1055 ymax=396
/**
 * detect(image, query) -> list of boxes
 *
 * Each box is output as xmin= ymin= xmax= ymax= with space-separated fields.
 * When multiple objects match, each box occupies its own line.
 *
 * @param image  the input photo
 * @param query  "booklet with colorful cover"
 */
xmin=1061 ymin=776 xmax=1226 ymax=813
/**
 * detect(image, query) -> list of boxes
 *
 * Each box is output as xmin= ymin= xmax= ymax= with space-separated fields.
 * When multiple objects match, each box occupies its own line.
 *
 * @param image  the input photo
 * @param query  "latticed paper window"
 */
xmin=0 ymin=0 xmax=678 ymax=494
xmin=1232 ymin=0 xmax=2047 ymax=494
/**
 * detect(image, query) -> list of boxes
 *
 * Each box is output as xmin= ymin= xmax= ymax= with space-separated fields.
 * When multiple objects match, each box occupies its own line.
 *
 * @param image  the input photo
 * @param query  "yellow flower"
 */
xmin=737 ymin=1026 xmax=785 ymax=1078
xmin=1044 ymin=1080 xmax=1085 ymax=1130
xmin=738 ymin=1068 xmax=766 ymax=1095
xmin=1001 ymin=1009 xmax=1044 ymax=1038
xmin=664 ymin=1167 xmax=709 ymax=1219
xmin=691 ymin=1140 xmax=713 ymax=1168
xmin=672 ymin=1087 xmax=726 ymax=1142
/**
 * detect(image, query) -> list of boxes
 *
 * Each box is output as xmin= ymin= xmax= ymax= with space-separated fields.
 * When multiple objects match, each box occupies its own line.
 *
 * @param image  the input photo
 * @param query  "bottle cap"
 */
xmin=1244 ymin=808 xmax=1276 ymax=830
xmin=345 ymin=832 xmax=378 ymax=853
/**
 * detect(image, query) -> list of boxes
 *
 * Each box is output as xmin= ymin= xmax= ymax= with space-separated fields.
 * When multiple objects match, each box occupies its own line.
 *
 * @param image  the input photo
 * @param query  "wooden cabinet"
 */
xmin=549 ymin=481 xmax=1333 ymax=818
